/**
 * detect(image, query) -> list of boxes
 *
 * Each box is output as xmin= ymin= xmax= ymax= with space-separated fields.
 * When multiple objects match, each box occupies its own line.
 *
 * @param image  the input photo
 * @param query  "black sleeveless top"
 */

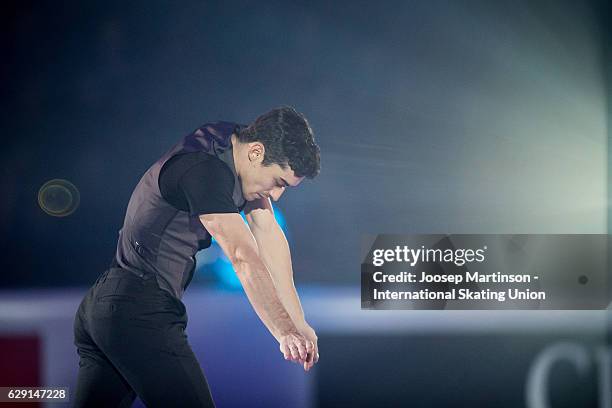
xmin=112 ymin=121 xmax=247 ymax=300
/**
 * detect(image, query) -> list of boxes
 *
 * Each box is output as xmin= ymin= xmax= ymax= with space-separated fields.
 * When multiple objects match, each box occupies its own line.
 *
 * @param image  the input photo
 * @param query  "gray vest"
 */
xmin=113 ymin=121 xmax=247 ymax=300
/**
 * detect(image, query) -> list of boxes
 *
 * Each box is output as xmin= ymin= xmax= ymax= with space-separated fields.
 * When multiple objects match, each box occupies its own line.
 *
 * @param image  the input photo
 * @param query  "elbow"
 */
xmin=229 ymin=244 xmax=261 ymax=274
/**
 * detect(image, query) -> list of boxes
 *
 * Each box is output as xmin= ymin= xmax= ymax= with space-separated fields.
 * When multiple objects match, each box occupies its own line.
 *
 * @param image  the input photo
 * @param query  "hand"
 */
xmin=278 ymin=330 xmax=314 ymax=371
xmin=296 ymin=323 xmax=319 ymax=371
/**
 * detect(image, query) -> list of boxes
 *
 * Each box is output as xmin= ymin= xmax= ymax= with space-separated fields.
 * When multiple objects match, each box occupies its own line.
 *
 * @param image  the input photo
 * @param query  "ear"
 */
xmin=248 ymin=142 xmax=265 ymax=163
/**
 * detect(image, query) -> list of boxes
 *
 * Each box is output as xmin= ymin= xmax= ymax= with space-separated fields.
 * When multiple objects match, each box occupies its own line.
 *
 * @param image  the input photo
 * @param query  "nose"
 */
xmin=269 ymin=186 xmax=285 ymax=201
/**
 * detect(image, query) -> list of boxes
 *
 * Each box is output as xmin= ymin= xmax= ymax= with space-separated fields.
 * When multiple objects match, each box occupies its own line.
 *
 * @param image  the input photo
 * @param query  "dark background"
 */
xmin=1 ymin=2 xmax=611 ymax=407
xmin=1 ymin=0 xmax=610 ymax=288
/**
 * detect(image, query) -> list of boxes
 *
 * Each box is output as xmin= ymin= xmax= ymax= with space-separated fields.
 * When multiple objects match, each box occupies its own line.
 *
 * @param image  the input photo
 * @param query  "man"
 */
xmin=73 ymin=106 xmax=321 ymax=407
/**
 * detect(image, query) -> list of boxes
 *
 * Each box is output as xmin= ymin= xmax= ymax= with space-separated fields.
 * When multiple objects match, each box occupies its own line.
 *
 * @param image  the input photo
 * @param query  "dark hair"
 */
xmin=237 ymin=106 xmax=321 ymax=178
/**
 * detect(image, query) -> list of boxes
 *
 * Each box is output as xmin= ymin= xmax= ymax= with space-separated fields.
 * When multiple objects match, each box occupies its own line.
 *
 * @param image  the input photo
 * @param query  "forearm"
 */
xmin=232 ymin=253 xmax=299 ymax=341
xmin=198 ymin=211 xmax=305 ymax=346
xmin=254 ymin=223 xmax=308 ymax=328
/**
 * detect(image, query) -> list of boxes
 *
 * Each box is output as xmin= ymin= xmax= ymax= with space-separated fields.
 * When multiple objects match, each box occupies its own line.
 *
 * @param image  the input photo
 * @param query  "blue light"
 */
xmin=273 ymin=206 xmax=287 ymax=230
xmin=212 ymin=254 xmax=242 ymax=290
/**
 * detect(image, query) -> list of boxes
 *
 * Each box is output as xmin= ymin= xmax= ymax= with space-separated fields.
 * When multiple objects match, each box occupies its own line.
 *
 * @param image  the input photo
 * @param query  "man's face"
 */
xmin=241 ymin=160 xmax=304 ymax=202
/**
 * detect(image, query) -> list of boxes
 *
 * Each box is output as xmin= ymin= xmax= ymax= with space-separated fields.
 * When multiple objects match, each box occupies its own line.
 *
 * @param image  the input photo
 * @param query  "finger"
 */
xmin=289 ymin=344 xmax=299 ymax=361
xmin=296 ymin=340 xmax=307 ymax=361
xmin=283 ymin=343 xmax=293 ymax=360
xmin=306 ymin=349 xmax=314 ymax=364
xmin=310 ymin=339 xmax=318 ymax=364
xmin=306 ymin=340 xmax=314 ymax=354
xmin=304 ymin=352 xmax=313 ymax=371
xmin=301 ymin=353 xmax=310 ymax=371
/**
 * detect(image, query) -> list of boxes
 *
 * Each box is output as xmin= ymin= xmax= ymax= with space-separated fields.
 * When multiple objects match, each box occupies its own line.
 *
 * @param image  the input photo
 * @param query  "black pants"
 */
xmin=73 ymin=267 xmax=216 ymax=407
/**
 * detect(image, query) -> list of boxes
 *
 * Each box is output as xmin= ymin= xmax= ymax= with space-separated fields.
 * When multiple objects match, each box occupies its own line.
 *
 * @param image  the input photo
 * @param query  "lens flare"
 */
xmin=37 ymin=179 xmax=80 ymax=217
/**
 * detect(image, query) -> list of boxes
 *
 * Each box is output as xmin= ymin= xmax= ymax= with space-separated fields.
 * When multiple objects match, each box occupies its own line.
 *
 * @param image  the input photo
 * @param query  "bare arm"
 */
xmin=199 ymin=212 xmax=312 ymax=364
xmin=244 ymin=197 xmax=319 ymax=370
